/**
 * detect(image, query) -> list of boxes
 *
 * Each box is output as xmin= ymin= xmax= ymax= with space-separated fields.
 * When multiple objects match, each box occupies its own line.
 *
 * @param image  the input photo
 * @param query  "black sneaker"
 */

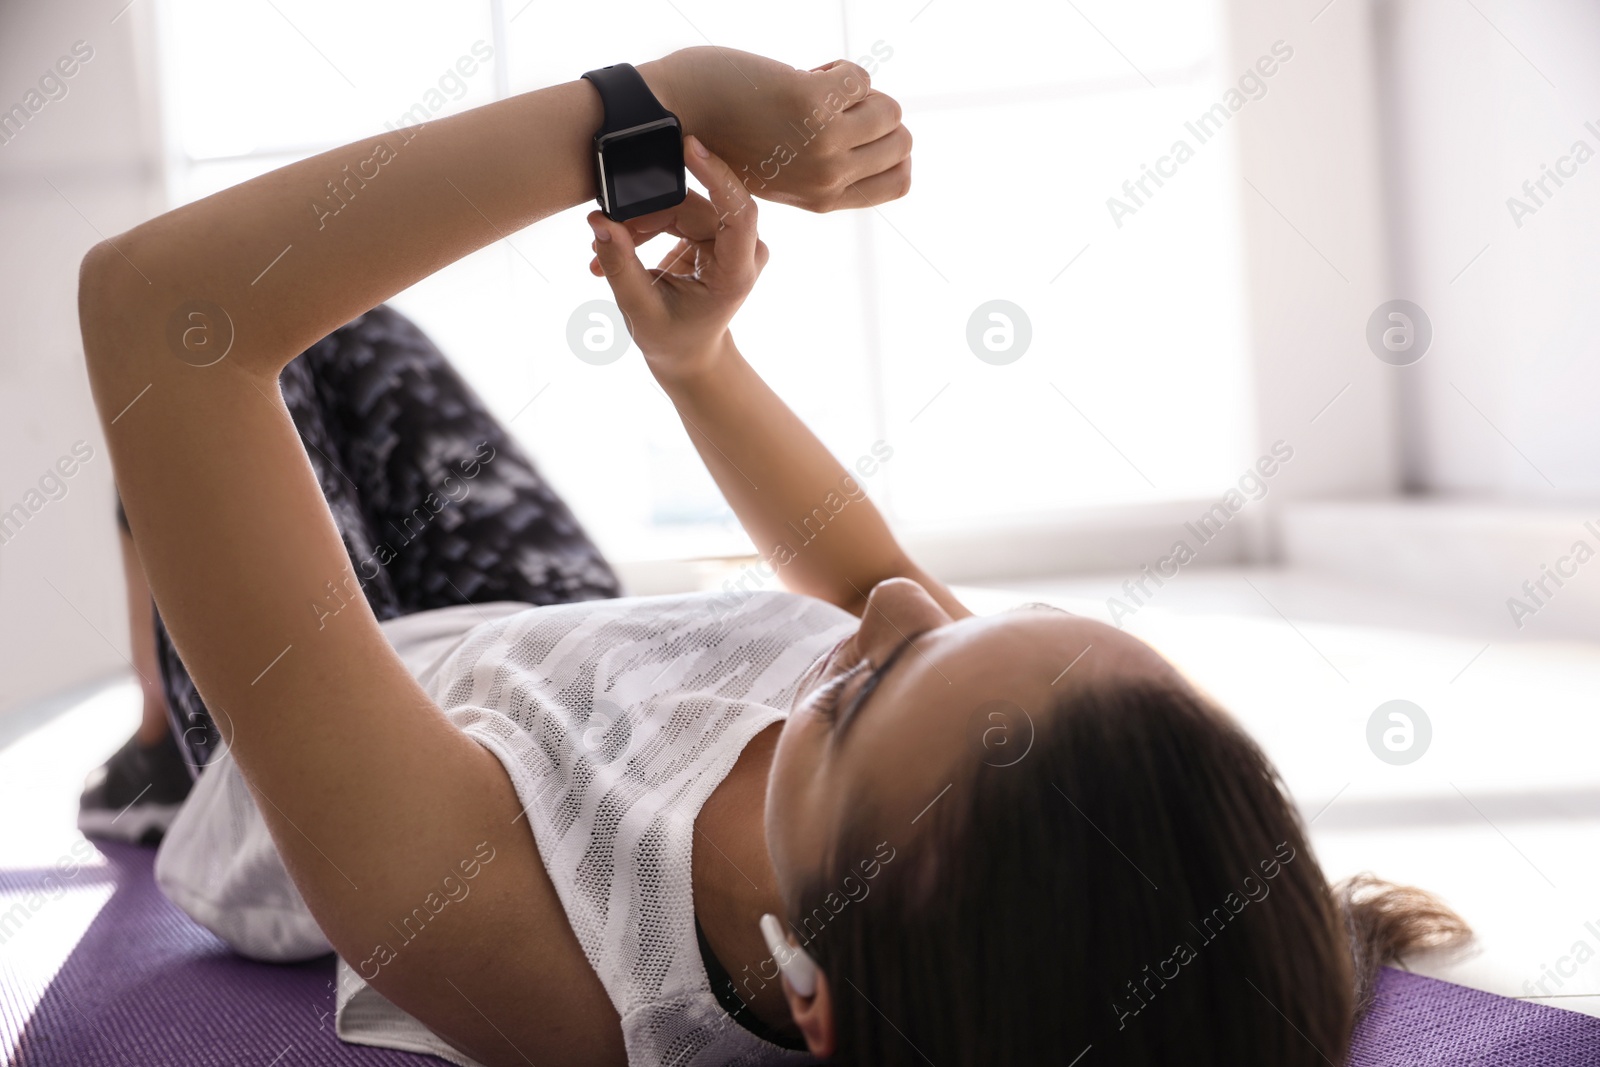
xmin=77 ymin=730 xmax=195 ymax=846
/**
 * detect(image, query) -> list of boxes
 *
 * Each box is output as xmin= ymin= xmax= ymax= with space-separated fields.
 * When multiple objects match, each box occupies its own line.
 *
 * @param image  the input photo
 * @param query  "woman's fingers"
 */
xmin=840 ymin=90 xmax=904 ymax=145
xmin=830 ymin=156 xmax=912 ymax=209
xmin=656 ymin=237 xmax=699 ymax=277
xmin=848 ymin=123 xmax=913 ymax=183
xmin=624 ymin=191 xmax=722 ymax=247
xmin=683 ymin=135 xmax=759 ymax=273
xmin=587 ymin=211 xmax=658 ymax=315
xmin=595 ymin=193 xmax=719 ymax=275
xmin=821 ymin=59 xmax=872 ymax=102
xmin=589 ymin=139 xmax=763 ymax=310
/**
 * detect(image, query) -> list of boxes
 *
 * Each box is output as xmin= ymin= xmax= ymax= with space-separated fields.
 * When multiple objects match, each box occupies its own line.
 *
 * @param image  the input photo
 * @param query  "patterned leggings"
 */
xmin=117 ymin=304 xmax=623 ymax=775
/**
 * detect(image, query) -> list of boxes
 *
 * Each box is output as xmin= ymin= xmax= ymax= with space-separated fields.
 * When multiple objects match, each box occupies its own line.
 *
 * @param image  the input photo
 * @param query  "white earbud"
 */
xmin=759 ymin=913 xmax=819 ymax=998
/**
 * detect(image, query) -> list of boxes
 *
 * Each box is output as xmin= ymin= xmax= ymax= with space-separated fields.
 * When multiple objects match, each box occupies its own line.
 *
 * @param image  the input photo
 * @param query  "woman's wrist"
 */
xmin=649 ymin=332 xmax=742 ymax=397
xmin=636 ymin=54 xmax=695 ymax=135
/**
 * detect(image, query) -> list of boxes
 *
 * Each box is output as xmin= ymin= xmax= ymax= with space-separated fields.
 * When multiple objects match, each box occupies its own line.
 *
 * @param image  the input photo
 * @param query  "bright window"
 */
xmin=154 ymin=0 xmax=1255 ymax=563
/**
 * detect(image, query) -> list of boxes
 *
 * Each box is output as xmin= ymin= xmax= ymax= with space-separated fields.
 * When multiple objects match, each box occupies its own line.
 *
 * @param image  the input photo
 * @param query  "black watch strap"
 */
xmin=581 ymin=63 xmax=671 ymax=133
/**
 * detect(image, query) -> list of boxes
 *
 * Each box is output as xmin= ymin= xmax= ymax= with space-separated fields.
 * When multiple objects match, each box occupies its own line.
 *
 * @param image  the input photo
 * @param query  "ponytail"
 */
xmin=1336 ymin=873 xmax=1473 ymax=1017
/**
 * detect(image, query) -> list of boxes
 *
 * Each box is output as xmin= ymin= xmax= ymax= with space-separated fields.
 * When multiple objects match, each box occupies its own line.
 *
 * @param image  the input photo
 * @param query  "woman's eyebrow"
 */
xmin=831 ymin=634 xmax=919 ymax=741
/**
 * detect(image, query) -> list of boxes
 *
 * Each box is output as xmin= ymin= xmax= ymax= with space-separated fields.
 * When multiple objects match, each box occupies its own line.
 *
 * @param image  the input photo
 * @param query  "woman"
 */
xmin=77 ymin=45 xmax=1464 ymax=1067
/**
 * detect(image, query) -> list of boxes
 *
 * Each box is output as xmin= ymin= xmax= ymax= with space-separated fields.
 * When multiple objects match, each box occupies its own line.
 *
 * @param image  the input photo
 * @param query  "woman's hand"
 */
xmin=640 ymin=47 xmax=911 ymax=212
xmin=587 ymin=137 xmax=767 ymax=386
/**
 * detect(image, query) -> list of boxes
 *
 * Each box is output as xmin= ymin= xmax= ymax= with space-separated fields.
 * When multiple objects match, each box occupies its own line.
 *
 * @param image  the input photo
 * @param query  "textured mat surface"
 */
xmin=1351 ymin=965 xmax=1600 ymax=1066
xmin=5 ymin=841 xmax=1600 ymax=1065
xmin=2 ymin=842 xmax=434 ymax=1065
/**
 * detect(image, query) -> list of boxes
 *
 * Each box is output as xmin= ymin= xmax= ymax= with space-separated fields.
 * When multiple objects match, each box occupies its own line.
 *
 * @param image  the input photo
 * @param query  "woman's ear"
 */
xmin=759 ymin=913 xmax=835 ymax=1055
xmin=784 ymin=969 xmax=835 ymax=1057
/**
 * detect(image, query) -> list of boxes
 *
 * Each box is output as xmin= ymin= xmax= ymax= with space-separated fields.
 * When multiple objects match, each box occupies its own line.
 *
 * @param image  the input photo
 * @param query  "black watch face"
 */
xmin=601 ymin=123 xmax=686 ymax=221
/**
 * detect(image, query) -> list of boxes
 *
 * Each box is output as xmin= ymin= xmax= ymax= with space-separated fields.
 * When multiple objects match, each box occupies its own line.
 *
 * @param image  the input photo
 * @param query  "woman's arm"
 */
xmin=84 ymin=49 xmax=904 ymax=380
xmin=587 ymin=146 xmax=969 ymax=620
xmin=118 ymin=527 xmax=171 ymax=745
xmin=78 ymin=49 xmax=912 ymax=1067
xmin=663 ymin=343 xmax=969 ymax=619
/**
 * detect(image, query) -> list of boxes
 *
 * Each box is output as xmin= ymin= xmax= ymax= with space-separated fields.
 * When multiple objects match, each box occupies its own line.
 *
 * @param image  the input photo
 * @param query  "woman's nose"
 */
xmin=857 ymin=577 xmax=951 ymax=656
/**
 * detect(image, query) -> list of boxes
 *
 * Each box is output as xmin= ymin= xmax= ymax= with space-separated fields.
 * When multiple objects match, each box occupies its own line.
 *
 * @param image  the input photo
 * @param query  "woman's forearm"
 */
xmin=88 ymin=72 xmax=633 ymax=378
xmin=660 ymin=338 xmax=959 ymax=615
xmin=86 ymin=46 xmax=908 ymax=384
xmin=577 ymin=122 xmax=936 ymax=617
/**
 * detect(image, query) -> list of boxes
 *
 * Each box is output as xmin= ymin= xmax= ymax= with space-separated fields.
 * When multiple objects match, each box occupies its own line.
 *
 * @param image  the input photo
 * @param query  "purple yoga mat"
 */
xmin=4 ymin=841 xmax=1598 ymax=1065
xmin=1351 ymin=966 xmax=1600 ymax=1066
xmin=2 ymin=841 xmax=433 ymax=1066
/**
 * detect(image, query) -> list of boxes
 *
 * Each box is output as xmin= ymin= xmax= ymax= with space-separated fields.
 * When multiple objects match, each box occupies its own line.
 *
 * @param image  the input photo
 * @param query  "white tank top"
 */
xmin=154 ymin=590 xmax=857 ymax=1067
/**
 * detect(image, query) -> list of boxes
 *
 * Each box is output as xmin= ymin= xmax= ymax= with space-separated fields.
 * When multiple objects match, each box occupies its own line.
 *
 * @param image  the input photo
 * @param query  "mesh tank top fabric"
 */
xmin=421 ymin=589 xmax=855 ymax=1066
xmin=154 ymin=590 xmax=854 ymax=1066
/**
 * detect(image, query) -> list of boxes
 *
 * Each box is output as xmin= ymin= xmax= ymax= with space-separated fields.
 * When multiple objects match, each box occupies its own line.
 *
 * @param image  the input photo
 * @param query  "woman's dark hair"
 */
xmin=792 ymin=679 xmax=1469 ymax=1065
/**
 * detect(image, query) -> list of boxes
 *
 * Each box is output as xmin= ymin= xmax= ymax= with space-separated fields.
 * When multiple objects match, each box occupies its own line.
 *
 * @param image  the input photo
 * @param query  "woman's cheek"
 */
xmin=769 ymin=715 xmax=830 ymax=822
xmin=764 ymin=738 xmax=834 ymax=894
xmin=764 ymin=740 xmax=806 ymax=881
xmin=770 ymin=713 xmax=816 ymax=793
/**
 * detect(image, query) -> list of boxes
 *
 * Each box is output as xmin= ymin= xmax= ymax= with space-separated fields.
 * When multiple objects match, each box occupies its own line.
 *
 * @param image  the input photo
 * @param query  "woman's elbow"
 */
xmin=78 ymin=239 xmax=126 ymax=359
xmin=77 ymin=234 xmax=156 ymax=376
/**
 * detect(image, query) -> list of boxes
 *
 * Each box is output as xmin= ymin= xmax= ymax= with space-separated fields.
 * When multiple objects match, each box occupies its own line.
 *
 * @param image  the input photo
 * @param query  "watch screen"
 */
xmin=606 ymin=125 xmax=684 ymax=213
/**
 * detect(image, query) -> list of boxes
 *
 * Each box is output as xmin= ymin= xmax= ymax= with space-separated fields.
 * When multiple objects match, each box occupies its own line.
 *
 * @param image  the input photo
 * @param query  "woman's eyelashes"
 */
xmin=795 ymin=637 xmax=850 ymax=705
xmin=815 ymin=660 xmax=872 ymax=725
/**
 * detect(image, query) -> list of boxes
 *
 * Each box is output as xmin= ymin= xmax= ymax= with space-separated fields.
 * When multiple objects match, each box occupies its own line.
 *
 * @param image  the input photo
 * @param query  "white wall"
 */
xmin=1377 ymin=0 xmax=1600 ymax=498
xmin=0 ymin=0 xmax=164 ymax=718
xmin=1220 ymin=0 xmax=1402 ymax=508
xmin=10 ymin=0 xmax=1563 ymax=723
xmin=0 ymin=0 xmax=1406 ymax=723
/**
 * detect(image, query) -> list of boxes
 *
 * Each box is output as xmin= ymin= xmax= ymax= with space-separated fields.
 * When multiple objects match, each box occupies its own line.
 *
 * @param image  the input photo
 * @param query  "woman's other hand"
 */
xmin=640 ymin=47 xmax=911 ymax=213
xmin=587 ymin=138 xmax=765 ymax=385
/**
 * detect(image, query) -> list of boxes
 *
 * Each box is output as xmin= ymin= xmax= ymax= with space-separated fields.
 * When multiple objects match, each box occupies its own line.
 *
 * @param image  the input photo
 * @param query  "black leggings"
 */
xmin=116 ymin=304 xmax=623 ymax=775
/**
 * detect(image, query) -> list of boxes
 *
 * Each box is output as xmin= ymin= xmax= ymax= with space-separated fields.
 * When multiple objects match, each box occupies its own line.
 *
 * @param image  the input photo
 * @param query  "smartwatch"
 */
xmin=580 ymin=63 xmax=687 ymax=222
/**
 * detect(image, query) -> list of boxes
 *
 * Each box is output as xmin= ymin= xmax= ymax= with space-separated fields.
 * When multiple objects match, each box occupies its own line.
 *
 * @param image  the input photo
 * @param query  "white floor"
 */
xmin=4 ymin=565 xmax=1599 ymax=1025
